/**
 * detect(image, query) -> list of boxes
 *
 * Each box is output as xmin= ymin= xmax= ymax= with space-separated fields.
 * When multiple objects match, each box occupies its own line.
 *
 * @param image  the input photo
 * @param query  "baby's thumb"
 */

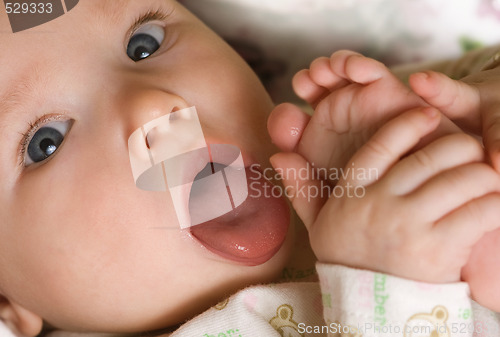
xmin=268 ymin=103 xmax=310 ymax=152
xmin=270 ymin=152 xmax=328 ymax=230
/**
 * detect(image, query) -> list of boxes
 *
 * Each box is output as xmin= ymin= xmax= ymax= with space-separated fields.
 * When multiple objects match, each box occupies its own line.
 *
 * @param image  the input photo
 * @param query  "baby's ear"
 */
xmin=0 ymin=295 xmax=43 ymax=337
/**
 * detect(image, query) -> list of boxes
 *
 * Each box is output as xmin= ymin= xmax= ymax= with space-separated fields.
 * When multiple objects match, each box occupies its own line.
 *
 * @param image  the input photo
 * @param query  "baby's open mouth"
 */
xmin=189 ymin=164 xmax=290 ymax=266
xmin=127 ymin=106 xmax=289 ymax=264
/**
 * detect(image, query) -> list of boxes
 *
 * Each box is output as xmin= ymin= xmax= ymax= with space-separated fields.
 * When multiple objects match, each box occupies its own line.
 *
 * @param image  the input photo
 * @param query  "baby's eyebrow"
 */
xmin=0 ymin=64 xmax=48 ymax=128
xmin=92 ymin=0 xmax=130 ymax=28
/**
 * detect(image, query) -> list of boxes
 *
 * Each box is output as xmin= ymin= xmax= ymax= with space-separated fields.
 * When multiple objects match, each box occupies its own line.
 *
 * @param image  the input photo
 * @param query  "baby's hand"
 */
xmin=410 ymin=67 xmax=500 ymax=172
xmin=271 ymin=107 xmax=500 ymax=283
xmin=268 ymin=51 xmax=460 ymax=179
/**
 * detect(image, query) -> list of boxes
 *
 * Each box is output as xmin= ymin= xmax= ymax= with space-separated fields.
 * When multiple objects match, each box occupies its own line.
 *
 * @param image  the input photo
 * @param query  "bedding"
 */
xmin=181 ymin=0 xmax=500 ymax=103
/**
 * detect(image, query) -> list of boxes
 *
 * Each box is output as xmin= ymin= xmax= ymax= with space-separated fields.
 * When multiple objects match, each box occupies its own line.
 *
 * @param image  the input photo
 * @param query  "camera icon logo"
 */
xmin=3 ymin=0 xmax=79 ymax=33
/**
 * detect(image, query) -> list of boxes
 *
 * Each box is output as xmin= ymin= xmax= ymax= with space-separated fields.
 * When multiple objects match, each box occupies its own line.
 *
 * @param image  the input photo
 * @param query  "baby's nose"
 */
xmin=127 ymin=93 xmax=204 ymax=192
xmin=138 ymin=107 xmax=207 ymax=167
xmin=122 ymin=89 xmax=190 ymax=138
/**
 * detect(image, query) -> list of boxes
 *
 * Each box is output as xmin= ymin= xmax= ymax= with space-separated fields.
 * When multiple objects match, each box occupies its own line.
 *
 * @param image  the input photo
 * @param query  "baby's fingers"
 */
xmin=268 ymin=103 xmax=310 ymax=152
xmin=384 ymin=133 xmax=485 ymax=195
xmin=293 ymin=69 xmax=331 ymax=107
xmin=410 ymin=70 xmax=500 ymax=172
xmin=435 ymin=193 xmax=500 ymax=257
xmin=270 ymin=152 xmax=328 ymax=228
xmin=409 ymin=163 xmax=500 ymax=222
xmin=342 ymin=107 xmax=441 ymax=186
xmin=293 ymin=50 xmax=371 ymax=107
xmin=409 ymin=71 xmax=481 ymax=132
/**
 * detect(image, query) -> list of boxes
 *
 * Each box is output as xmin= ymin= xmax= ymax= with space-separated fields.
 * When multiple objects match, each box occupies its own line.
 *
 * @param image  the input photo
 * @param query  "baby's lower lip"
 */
xmin=189 ymin=166 xmax=290 ymax=266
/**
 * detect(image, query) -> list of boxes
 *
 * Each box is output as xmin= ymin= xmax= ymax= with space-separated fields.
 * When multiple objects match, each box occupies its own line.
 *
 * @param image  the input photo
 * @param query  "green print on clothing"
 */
xmin=202 ymin=328 xmax=242 ymax=337
xmin=322 ymin=293 xmax=332 ymax=309
xmin=458 ymin=307 xmax=472 ymax=320
xmin=374 ymin=273 xmax=389 ymax=326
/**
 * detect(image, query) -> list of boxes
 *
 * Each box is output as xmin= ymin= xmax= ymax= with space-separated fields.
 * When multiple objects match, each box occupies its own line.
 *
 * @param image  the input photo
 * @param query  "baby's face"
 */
xmin=0 ymin=0 xmax=293 ymax=333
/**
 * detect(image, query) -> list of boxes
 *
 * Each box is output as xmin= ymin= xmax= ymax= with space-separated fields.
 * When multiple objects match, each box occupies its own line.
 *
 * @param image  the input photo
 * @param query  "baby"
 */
xmin=0 ymin=0 xmax=297 ymax=335
xmin=0 ymin=1 xmax=499 ymax=337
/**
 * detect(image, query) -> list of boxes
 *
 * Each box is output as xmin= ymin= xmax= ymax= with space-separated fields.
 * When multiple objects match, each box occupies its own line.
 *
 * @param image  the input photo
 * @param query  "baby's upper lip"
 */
xmin=169 ymin=142 xmax=253 ymax=187
xmin=204 ymin=135 xmax=257 ymax=168
xmin=170 ymin=147 xmax=211 ymax=188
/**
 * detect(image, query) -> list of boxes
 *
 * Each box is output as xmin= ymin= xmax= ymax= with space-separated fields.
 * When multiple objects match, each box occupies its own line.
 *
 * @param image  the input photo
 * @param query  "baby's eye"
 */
xmin=25 ymin=120 xmax=73 ymax=166
xmin=127 ymin=23 xmax=165 ymax=62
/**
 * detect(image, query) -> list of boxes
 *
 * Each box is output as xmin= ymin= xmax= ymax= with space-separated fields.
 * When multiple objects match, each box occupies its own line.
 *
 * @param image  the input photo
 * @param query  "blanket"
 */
xmin=181 ymin=0 xmax=500 ymax=103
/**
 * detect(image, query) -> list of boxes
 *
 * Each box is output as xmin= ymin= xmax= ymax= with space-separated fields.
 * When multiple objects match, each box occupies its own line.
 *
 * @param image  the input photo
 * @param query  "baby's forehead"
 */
xmin=0 ymin=4 xmax=11 ymax=32
xmin=0 ymin=0 xmax=176 ymax=79
xmin=0 ymin=0 xmax=173 ymax=97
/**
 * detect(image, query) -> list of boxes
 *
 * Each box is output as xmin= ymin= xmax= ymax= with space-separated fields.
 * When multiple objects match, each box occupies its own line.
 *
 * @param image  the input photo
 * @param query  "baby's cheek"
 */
xmin=462 ymin=228 xmax=500 ymax=312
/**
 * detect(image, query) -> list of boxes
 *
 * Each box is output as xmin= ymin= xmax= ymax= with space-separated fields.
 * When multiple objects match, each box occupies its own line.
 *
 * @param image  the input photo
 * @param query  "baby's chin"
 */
xmin=461 ymin=227 xmax=500 ymax=312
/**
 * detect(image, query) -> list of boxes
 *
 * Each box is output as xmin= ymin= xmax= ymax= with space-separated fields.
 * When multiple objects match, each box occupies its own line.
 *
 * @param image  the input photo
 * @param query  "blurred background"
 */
xmin=180 ymin=0 xmax=500 ymax=103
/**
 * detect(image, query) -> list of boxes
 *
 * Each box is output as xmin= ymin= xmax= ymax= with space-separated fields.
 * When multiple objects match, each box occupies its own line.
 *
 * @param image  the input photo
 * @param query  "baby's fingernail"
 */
xmin=419 ymin=72 xmax=430 ymax=79
xmin=423 ymin=107 xmax=438 ymax=118
xmin=412 ymin=72 xmax=430 ymax=82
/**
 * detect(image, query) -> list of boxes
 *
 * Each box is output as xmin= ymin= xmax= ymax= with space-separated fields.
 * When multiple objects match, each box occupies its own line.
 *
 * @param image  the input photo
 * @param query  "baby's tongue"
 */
xmin=189 ymin=167 xmax=289 ymax=266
